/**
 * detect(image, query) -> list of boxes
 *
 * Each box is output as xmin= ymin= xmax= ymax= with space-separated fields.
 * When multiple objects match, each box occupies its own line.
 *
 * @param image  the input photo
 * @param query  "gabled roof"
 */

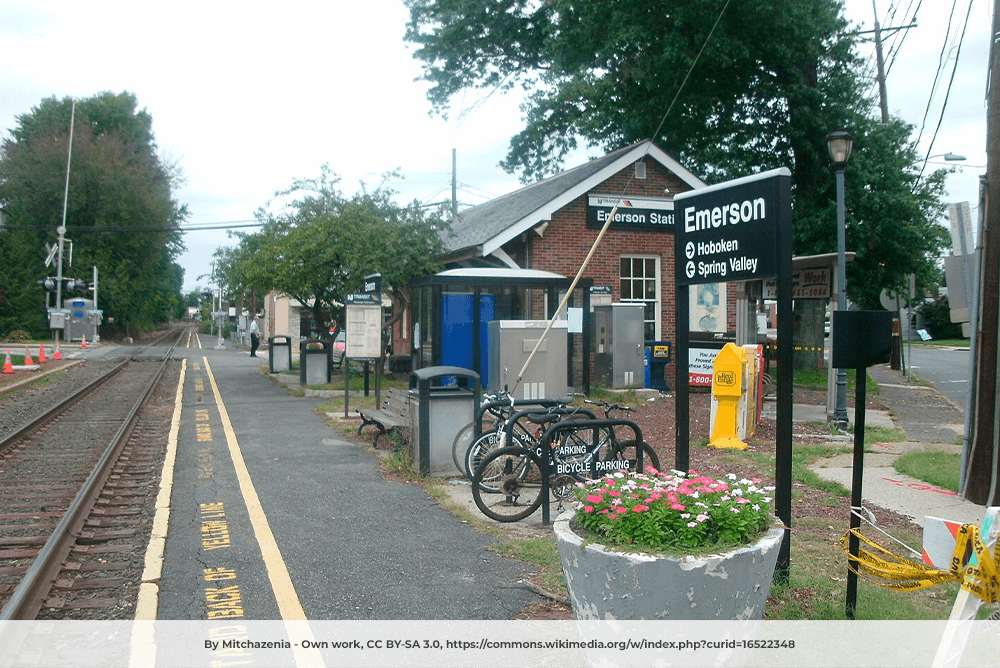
xmin=444 ymin=140 xmax=706 ymax=262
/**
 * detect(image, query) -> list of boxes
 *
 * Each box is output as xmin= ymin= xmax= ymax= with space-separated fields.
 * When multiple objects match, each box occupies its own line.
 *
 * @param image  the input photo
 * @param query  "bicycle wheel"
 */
xmin=465 ymin=423 xmax=531 ymax=483
xmin=595 ymin=439 xmax=661 ymax=476
xmin=471 ymin=446 xmax=545 ymax=522
xmin=452 ymin=417 xmax=496 ymax=476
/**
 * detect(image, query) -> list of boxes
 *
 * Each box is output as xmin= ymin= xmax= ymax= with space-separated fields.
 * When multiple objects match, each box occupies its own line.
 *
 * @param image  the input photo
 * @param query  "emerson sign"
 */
xmin=587 ymin=195 xmax=674 ymax=231
xmin=674 ymin=168 xmax=791 ymax=286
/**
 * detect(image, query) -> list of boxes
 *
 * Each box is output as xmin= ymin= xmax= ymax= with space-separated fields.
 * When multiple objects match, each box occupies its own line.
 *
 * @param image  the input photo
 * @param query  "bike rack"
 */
xmin=474 ymin=396 xmax=570 ymax=440
xmin=533 ymin=418 xmax=644 ymax=525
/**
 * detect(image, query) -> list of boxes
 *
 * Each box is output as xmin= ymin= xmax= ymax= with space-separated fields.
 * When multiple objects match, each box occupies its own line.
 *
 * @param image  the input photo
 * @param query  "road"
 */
xmin=902 ymin=344 xmax=971 ymax=412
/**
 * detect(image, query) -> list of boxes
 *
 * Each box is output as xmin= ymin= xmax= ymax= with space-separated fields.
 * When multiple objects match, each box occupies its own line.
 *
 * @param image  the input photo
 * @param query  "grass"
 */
xmin=909 ymin=338 xmax=969 ymax=348
xmin=794 ymin=367 xmax=879 ymax=396
xmin=895 ymin=449 xmax=961 ymax=493
xmin=764 ymin=518 xmax=964 ymax=620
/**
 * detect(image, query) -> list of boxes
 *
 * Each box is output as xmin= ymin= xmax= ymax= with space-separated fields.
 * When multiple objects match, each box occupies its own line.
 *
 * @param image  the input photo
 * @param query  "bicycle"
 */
xmin=583 ymin=399 xmax=660 ymax=475
xmin=471 ymin=409 xmax=658 ymax=522
xmin=470 ymin=402 xmax=595 ymax=494
xmin=451 ymin=390 xmax=572 ymax=482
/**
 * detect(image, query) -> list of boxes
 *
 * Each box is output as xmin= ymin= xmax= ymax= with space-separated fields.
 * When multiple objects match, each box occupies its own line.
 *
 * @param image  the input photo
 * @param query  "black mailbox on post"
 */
xmin=300 ymin=338 xmax=332 ymax=387
xmin=409 ymin=367 xmax=481 ymax=477
xmin=268 ymin=335 xmax=292 ymax=374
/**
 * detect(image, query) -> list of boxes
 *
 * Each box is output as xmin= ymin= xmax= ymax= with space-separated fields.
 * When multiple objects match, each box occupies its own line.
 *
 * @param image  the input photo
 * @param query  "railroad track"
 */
xmin=0 ymin=327 xmax=185 ymax=620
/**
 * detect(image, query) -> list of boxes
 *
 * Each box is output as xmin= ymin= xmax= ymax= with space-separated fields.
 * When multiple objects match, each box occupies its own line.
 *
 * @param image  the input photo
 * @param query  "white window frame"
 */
xmin=619 ymin=254 xmax=661 ymax=340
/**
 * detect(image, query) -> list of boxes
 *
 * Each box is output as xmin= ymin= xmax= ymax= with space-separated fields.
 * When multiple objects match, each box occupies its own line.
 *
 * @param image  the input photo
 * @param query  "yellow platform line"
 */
xmin=203 ymin=356 xmax=323 ymax=667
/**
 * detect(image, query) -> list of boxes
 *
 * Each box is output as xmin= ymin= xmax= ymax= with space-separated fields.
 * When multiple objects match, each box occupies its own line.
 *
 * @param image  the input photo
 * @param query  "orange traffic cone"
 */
xmin=23 ymin=345 xmax=33 ymax=366
xmin=53 ymin=341 xmax=62 ymax=361
xmin=2 ymin=350 xmax=13 ymax=374
xmin=38 ymin=343 xmax=46 ymax=364
xmin=81 ymin=334 xmax=87 ymax=350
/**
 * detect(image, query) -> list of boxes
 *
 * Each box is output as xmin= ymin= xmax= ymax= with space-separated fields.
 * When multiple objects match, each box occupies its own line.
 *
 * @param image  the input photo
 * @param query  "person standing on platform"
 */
xmin=249 ymin=315 xmax=261 ymax=357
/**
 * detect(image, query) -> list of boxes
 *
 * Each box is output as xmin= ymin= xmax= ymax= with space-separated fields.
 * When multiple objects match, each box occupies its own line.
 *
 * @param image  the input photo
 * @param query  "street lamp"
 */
xmin=827 ymin=130 xmax=853 ymax=428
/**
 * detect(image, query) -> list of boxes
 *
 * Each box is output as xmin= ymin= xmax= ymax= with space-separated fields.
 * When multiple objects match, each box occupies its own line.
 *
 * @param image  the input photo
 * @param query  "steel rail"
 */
xmin=0 ymin=327 xmax=183 ymax=453
xmin=0 ymin=331 xmax=182 ymax=620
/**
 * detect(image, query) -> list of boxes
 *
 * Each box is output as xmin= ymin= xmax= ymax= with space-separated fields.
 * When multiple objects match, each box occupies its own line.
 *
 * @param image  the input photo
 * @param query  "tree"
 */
xmin=220 ymin=166 xmax=449 ymax=346
xmin=404 ymin=0 xmax=948 ymax=308
xmin=0 ymin=92 xmax=187 ymax=337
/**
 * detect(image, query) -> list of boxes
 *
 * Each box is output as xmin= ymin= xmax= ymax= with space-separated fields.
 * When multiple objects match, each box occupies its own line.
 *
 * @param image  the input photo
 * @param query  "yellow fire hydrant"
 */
xmin=709 ymin=342 xmax=749 ymax=450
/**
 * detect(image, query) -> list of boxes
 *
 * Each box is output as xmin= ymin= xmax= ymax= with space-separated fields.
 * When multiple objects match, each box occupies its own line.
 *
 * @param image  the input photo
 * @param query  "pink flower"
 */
xmin=586 ymin=494 xmax=604 ymax=504
xmin=687 ymin=521 xmax=698 ymax=528
xmin=584 ymin=505 xmax=594 ymax=513
xmin=632 ymin=505 xmax=649 ymax=513
xmin=608 ymin=490 xmax=622 ymax=497
xmin=737 ymin=497 xmax=750 ymax=504
xmin=730 ymin=507 xmax=741 ymax=514
xmin=671 ymin=503 xmax=686 ymax=511
xmin=696 ymin=514 xmax=709 ymax=522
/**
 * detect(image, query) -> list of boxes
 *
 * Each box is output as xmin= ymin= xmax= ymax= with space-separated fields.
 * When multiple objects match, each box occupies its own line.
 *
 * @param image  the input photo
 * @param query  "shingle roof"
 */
xmin=444 ymin=140 xmax=705 ymax=259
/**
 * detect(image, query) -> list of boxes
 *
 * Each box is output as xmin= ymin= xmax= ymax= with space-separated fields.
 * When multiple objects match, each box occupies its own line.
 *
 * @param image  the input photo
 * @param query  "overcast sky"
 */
xmin=0 ymin=0 xmax=990 ymax=293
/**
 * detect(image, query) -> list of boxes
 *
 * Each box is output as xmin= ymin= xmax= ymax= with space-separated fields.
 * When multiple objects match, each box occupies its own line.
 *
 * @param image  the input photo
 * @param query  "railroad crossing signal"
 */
xmin=44 ymin=243 xmax=58 ymax=267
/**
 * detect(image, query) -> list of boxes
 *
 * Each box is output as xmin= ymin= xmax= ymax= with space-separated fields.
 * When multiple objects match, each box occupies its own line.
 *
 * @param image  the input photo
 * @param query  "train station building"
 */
xmin=393 ymin=139 xmax=742 ymax=392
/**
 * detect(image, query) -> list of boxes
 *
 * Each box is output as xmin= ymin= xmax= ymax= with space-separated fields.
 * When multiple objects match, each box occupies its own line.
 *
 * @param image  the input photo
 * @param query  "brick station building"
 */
xmin=394 ymin=139 xmax=732 ymax=390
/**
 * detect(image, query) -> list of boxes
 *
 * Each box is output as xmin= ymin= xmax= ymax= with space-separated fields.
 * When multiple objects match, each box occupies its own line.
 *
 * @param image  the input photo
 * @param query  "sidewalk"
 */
xmin=810 ymin=363 xmax=987 ymax=528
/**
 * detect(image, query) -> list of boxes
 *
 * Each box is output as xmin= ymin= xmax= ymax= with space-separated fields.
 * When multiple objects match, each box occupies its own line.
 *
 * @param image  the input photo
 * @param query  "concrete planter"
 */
xmin=553 ymin=510 xmax=784 ymax=620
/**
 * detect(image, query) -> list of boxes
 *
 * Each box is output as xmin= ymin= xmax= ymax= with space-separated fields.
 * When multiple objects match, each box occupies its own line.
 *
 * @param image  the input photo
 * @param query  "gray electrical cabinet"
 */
xmin=487 ymin=320 xmax=568 ymax=400
xmin=593 ymin=303 xmax=644 ymax=389
xmin=63 ymin=298 xmax=102 ymax=342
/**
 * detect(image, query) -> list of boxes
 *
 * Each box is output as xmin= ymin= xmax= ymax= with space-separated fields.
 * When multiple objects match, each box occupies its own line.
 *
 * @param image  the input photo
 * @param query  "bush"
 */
xmin=917 ymin=296 xmax=963 ymax=340
xmin=6 ymin=329 xmax=32 ymax=342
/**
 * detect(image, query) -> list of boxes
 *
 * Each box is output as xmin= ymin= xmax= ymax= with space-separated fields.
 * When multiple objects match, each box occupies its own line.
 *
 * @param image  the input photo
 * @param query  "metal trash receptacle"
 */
xmin=300 ymin=338 xmax=331 ymax=387
xmin=269 ymin=335 xmax=292 ymax=374
xmin=409 ymin=366 xmax=481 ymax=477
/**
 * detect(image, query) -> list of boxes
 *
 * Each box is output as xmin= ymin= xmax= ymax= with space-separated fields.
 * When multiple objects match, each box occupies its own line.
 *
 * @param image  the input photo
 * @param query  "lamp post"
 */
xmin=827 ymin=130 xmax=853 ymax=428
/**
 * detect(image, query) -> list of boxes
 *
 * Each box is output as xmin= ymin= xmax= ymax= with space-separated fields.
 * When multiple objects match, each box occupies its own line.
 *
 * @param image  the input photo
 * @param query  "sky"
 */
xmin=0 ymin=0 xmax=991 ymax=294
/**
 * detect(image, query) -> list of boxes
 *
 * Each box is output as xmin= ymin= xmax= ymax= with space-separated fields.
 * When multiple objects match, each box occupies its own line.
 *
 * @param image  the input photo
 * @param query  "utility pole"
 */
xmin=53 ymin=100 xmax=75 ymax=348
xmin=863 ymin=3 xmax=916 ymax=370
xmin=872 ymin=0 xmax=890 ymax=123
xmin=963 ymin=0 xmax=1000 ymax=505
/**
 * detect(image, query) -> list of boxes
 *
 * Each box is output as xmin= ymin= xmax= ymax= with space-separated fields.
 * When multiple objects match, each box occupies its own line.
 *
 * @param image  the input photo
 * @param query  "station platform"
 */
xmin=141 ymin=336 xmax=538 ymax=622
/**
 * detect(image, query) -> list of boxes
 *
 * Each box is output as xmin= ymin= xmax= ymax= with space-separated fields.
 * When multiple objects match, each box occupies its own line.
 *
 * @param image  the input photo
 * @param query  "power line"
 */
xmin=918 ymin=0 xmax=974 ymax=178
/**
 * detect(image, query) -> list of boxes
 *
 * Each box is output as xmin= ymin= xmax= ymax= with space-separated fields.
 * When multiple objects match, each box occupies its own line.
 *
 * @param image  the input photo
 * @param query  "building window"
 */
xmin=619 ymin=255 xmax=660 ymax=340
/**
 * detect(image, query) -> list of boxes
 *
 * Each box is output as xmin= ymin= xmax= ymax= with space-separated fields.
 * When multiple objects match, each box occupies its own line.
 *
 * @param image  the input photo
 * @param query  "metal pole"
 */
xmin=54 ymin=100 xmax=76 ymax=347
xmin=845 ymin=367 xmax=868 ymax=618
xmin=834 ymin=167 xmax=849 ymax=427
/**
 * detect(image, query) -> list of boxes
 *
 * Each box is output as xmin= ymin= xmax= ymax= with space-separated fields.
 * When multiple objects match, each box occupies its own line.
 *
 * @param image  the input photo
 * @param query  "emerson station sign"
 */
xmin=673 ymin=167 xmax=791 ymax=287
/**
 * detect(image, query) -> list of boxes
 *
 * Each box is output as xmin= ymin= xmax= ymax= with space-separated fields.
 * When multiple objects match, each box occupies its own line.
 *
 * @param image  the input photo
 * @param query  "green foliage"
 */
xmin=0 ymin=92 xmax=187 ymax=337
xmin=404 ymin=0 xmax=949 ymax=310
xmin=216 ymin=166 xmax=449 ymax=338
xmin=918 ymin=296 xmax=964 ymax=340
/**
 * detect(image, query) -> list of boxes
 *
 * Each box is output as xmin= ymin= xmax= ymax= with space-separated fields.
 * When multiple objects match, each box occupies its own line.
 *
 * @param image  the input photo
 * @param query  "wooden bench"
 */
xmin=357 ymin=387 xmax=410 ymax=448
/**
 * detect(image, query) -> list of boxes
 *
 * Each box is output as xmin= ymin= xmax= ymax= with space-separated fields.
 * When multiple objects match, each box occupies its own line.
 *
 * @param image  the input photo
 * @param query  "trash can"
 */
xmin=645 ymin=341 xmax=672 ymax=391
xmin=409 ymin=366 xmax=481 ymax=477
xmin=300 ymin=338 xmax=331 ymax=387
xmin=269 ymin=335 xmax=292 ymax=374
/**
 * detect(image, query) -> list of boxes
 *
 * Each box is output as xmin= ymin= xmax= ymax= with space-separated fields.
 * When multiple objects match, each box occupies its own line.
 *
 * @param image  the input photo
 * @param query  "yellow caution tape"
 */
xmin=839 ymin=525 xmax=999 ymax=603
